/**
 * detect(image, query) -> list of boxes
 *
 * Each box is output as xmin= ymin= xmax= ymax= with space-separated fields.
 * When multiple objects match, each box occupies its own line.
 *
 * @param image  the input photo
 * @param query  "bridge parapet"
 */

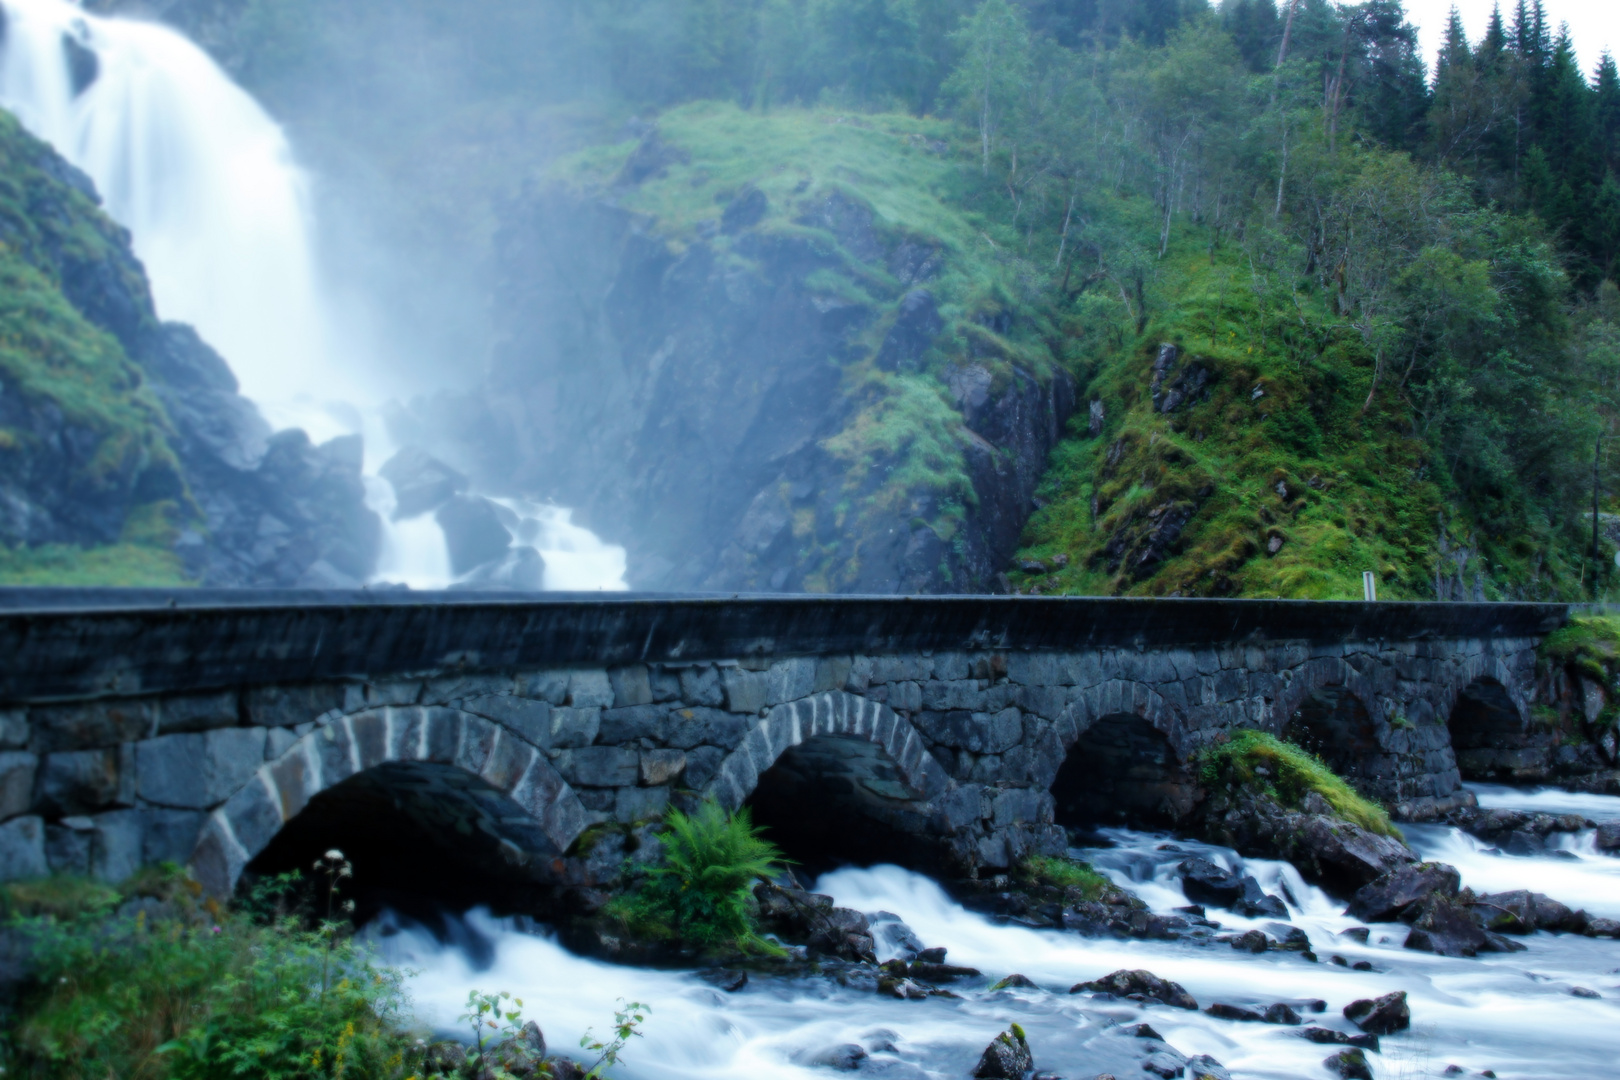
xmin=0 ymin=592 xmax=1568 ymax=894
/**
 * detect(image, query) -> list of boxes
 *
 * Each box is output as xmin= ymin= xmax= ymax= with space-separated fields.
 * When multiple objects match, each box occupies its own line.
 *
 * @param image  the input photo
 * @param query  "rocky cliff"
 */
xmin=401 ymin=105 xmax=1075 ymax=593
xmin=0 ymin=109 xmax=377 ymax=587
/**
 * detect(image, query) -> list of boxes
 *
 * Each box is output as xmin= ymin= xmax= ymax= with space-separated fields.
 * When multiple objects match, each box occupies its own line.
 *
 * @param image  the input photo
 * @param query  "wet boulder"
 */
xmin=1070 ymin=969 xmax=1197 ymax=1010
xmin=754 ymin=883 xmax=876 ymax=961
xmin=990 ymin=973 xmax=1039 ymax=991
xmin=1470 ymin=890 xmax=1585 ymax=935
xmin=973 ymin=1025 xmax=1032 ymax=1079
xmin=1178 ymin=858 xmax=1288 ymax=917
xmin=1324 ymin=1048 xmax=1373 ymax=1080
xmin=435 ymin=494 xmax=513 ymax=575
xmin=1301 ymin=1027 xmax=1379 ymax=1052
xmin=804 ymin=1043 xmax=868 ymax=1071
xmin=1186 ymin=1055 xmax=1231 ymax=1080
xmin=489 ymin=1021 xmax=548 ymax=1078
xmin=1141 ymin=1049 xmax=1187 ymax=1079
xmin=1596 ymin=822 xmax=1620 ymax=852
xmin=1344 ymin=990 xmax=1410 ymax=1035
xmin=1205 ymin=1003 xmax=1264 ymax=1022
xmin=1347 ymin=863 xmax=1460 ymax=923
xmin=1264 ymin=1003 xmax=1303 ymax=1025
xmin=378 ymin=446 xmax=467 ymax=520
xmin=1403 ymin=897 xmax=1488 ymax=958
xmin=1229 ymin=930 xmax=1269 ymax=953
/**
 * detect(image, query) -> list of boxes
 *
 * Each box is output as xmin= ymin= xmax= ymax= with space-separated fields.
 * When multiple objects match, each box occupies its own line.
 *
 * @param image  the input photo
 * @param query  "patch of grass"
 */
xmin=1199 ymin=730 xmax=1399 ymax=839
xmin=1540 ymin=615 xmax=1620 ymax=683
xmin=0 ymin=541 xmax=189 ymax=586
xmin=1014 ymin=855 xmax=1111 ymax=901
xmin=607 ymin=801 xmax=787 ymax=956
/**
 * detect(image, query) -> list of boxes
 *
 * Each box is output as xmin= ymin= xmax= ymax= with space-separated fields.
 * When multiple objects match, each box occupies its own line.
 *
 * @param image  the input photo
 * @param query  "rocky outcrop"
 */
xmin=408 ymin=125 xmax=1074 ymax=593
xmin=1196 ymin=789 xmax=1416 ymax=897
xmin=0 ymin=109 xmax=377 ymax=586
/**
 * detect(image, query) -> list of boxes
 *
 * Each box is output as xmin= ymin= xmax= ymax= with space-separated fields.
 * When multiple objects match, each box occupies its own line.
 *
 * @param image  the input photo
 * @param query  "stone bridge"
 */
xmin=0 ymin=590 xmax=1566 ymax=897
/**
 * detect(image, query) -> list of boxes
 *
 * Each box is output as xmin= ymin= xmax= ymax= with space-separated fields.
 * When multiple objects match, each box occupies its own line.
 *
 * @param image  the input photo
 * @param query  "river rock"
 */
xmin=1178 ymin=858 xmax=1288 ymax=917
xmin=990 ymin=973 xmax=1039 ymax=990
xmin=907 ymin=960 xmax=981 ymax=982
xmin=698 ymin=968 xmax=748 ymax=992
xmin=1142 ymin=1048 xmax=1188 ymax=1079
xmin=869 ymin=912 xmax=925 ymax=960
xmin=1070 ymin=969 xmax=1197 ymax=1009
xmin=1347 ymin=863 xmax=1461 ymax=923
xmin=1324 ymin=1048 xmax=1373 ymax=1080
xmin=1403 ymin=897 xmax=1488 ymax=957
xmin=1344 ymin=990 xmax=1410 ymax=1034
xmin=973 ymin=1025 xmax=1032 ymax=1079
xmin=1195 ymin=789 xmax=1415 ymax=896
xmin=1264 ymin=1003 xmax=1303 ymax=1024
xmin=1302 ymin=1027 xmax=1380 ymax=1051
xmin=489 ymin=1020 xmax=548 ymax=1078
xmin=1206 ymin=1003 xmax=1264 ymax=1022
xmin=1230 ymin=929 xmax=1268 ymax=953
xmin=1186 ymin=1055 xmax=1231 ymax=1080
xmin=755 ymin=883 xmax=876 ymax=961
xmin=435 ymin=494 xmax=514 ymax=576
xmin=378 ymin=446 xmax=467 ymax=520
xmin=1585 ymin=916 xmax=1620 ymax=937
xmin=806 ymin=1043 xmax=868 ymax=1070
xmin=1470 ymin=889 xmax=1584 ymax=934
xmin=1596 ymin=822 xmax=1620 ymax=852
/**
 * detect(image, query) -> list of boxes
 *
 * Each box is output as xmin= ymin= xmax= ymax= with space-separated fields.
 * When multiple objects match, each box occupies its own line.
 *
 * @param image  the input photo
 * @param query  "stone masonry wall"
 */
xmin=0 ymin=630 xmax=1541 ymax=894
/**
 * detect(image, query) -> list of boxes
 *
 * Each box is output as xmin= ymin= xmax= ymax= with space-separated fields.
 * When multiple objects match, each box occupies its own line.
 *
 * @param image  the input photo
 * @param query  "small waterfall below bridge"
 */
xmin=0 ymin=0 xmax=626 ymax=590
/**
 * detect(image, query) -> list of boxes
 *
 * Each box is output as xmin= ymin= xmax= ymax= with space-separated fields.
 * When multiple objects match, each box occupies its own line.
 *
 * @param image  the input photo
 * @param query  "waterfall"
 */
xmin=0 ymin=0 xmax=626 ymax=590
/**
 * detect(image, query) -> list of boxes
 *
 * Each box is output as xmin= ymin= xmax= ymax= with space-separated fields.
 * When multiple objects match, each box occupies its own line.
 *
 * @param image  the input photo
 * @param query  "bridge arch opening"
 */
xmin=1448 ymin=678 xmax=1526 ymax=780
xmin=1282 ymin=686 xmax=1384 ymax=791
xmin=245 ymin=760 xmax=559 ymax=930
xmin=1051 ymin=713 xmax=1195 ymax=830
xmin=743 ymin=734 xmax=932 ymax=875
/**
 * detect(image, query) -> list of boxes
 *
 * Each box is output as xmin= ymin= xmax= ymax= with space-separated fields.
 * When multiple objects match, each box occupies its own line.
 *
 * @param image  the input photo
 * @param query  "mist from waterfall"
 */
xmin=0 ymin=0 xmax=625 ymax=591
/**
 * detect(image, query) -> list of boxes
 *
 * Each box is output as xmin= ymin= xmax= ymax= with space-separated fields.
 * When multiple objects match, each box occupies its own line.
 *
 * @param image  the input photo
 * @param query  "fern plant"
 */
xmin=609 ymin=801 xmax=786 ymax=955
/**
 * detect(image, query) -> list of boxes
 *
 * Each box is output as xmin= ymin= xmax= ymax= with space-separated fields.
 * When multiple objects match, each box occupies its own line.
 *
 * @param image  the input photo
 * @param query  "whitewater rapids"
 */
xmin=375 ymin=785 xmax=1620 ymax=1080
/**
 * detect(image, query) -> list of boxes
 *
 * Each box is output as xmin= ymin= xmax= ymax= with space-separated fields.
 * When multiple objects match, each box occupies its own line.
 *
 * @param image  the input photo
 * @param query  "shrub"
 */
xmin=0 ymin=863 xmax=419 ymax=1080
xmin=1198 ymin=730 xmax=1399 ymax=839
xmin=1540 ymin=615 xmax=1620 ymax=684
xmin=607 ymin=800 xmax=786 ymax=954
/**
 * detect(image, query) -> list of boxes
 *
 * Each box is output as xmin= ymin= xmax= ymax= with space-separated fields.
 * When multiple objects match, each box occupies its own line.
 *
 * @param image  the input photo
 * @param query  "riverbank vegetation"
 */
xmin=607 ymin=801 xmax=788 ymax=956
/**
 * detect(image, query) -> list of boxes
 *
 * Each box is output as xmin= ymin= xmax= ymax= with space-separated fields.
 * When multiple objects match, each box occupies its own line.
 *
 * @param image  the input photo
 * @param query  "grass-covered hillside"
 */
xmin=0 ymin=111 xmax=191 ymax=586
xmin=548 ymin=102 xmax=1071 ymax=575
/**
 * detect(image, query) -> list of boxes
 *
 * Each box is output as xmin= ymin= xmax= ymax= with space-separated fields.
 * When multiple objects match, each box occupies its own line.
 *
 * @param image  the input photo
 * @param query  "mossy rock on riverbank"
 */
xmin=1200 ymin=730 xmax=1397 ymax=838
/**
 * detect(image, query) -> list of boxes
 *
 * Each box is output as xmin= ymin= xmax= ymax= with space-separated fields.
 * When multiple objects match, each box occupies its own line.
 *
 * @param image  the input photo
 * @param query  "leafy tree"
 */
xmin=942 ymin=0 xmax=1033 ymax=172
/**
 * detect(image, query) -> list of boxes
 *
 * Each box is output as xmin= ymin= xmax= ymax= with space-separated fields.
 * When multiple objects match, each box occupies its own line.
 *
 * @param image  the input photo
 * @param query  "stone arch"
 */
xmin=1281 ymin=684 xmax=1385 ymax=788
xmin=1051 ymin=713 xmax=1195 ymax=829
xmin=1447 ymin=671 xmax=1534 ymax=782
xmin=706 ymin=692 xmax=953 ymax=871
xmin=190 ymin=706 xmax=586 ymax=898
xmin=706 ymin=691 xmax=952 ymax=810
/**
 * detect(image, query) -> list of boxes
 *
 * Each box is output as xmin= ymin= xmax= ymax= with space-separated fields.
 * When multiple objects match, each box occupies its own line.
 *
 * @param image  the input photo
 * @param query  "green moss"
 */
xmin=1014 ymin=854 xmax=1111 ymax=901
xmin=1540 ymin=615 xmax=1620 ymax=683
xmin=1199 ymin=730 xmax=1399 ymax=839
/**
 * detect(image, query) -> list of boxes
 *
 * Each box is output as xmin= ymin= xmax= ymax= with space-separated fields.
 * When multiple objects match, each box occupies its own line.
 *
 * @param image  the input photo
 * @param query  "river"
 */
xmin=376 ymin=785 xmax=1620 ymax=1080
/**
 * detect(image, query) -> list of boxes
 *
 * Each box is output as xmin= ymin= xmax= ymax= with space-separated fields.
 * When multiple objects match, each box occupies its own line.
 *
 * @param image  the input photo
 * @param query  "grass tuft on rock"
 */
xmin=1198 ymin=730 xmax=1398 ymax=839
xmin=607 ymin=800 xmax=787 ymax=956
xmin=1014 ymin=855 xmax=1112 ymax=902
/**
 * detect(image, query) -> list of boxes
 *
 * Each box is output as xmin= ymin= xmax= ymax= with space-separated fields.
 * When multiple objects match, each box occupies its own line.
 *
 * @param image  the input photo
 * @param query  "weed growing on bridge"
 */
xmin=608 ymin=800 xmax=787 ymax=956
xmin=1198 ymin=730 xmax=1397 ymax=839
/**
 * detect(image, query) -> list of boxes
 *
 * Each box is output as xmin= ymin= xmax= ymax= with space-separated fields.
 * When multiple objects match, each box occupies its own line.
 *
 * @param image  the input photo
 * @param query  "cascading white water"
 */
xmin=376 ymin=789 xmax=1620 ymax=1080
xmin=0 ymin=0 xmax=627 ymax=590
